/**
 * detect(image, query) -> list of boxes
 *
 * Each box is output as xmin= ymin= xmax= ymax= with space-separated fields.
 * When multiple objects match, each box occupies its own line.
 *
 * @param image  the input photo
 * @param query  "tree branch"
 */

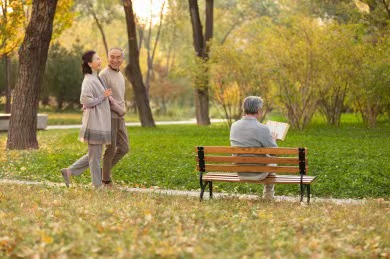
xmin=382 ymin=0 xmax=390 ymax=19
xmin=151 ymin=0 xmax=165 ymax=63
xmin=220 ymin=22 xmax=238 ymax=45
xmin=90 ymin=7 xmax=109 ymax=56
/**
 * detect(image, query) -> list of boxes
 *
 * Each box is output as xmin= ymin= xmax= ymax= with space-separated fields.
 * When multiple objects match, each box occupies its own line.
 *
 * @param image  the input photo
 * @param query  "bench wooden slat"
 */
xmin=203 ymin=179 xmax=315 ymax=184
xmin=202 ymin=146 xmax=303 ymax=155
xmin=203 ymin=176 xmax=315 ymax=182
xmin=198 ymin=164 xmax=307 ymax=173
xmin=204 ymin=173 xmax=315 ymax=179
xmin=200 ymin=167 xmax=310 ymax=175
xmin=203 ymin=174 xmax=316 ymax=184
xmin=200 ymin=156 xmax=305 ymax=165
xmin=205 ymin=173 xmax=309 ymax=178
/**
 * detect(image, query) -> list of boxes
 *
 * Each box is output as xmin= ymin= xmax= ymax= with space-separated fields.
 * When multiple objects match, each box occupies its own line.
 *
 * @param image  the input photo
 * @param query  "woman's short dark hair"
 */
xmin=81 ymin=50 xmax=96 ymax=75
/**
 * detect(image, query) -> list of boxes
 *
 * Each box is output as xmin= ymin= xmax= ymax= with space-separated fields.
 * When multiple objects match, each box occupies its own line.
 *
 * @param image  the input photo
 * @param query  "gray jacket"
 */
xmin=229 ymin=116 xmax=277 ymax=180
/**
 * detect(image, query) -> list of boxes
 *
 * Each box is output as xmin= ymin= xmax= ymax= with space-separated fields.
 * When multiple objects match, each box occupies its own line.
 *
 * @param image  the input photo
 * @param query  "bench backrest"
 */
xmin=196 ymin=146 xmax=308 ymax=175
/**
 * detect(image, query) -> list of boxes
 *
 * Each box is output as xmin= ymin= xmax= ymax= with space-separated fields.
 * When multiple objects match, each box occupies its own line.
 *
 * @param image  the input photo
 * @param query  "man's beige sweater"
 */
xmin=99 ymin=66 xmax=126 ymax=118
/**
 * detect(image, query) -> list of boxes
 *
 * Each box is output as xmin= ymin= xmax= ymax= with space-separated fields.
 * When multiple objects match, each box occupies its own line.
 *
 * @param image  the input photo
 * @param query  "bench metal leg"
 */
xmin=300 ymin=184 xmax=311 ymax=204
xmin=209 ymin=181 xmax=213 ymax=199
xmin=299 ymin=184 xmax=311 ymax=204
xmin=200 ymin=181 xmax=209 ymax=201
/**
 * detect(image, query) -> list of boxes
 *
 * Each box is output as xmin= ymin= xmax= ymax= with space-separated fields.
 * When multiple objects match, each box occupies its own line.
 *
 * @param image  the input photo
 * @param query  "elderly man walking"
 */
xmin=99 ymin=47 xmax=130 ymax=187
xmin=230 ymin=96 xmax=278 ymax=200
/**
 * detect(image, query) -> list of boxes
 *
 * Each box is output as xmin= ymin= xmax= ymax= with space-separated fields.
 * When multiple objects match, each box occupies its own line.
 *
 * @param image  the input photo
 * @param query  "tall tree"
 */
xmin=123 ymin=0 xmax=155 ymax=127
xmin=7 ymin=0 xmax=58 ymax=149
xmin=188 ymin=0 xmax=213 ymax=125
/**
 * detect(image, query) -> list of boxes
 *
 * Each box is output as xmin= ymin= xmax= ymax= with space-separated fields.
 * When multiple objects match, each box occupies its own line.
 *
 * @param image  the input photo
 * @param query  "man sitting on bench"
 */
xmin=230 ymin=96 xmax=278 ymax=200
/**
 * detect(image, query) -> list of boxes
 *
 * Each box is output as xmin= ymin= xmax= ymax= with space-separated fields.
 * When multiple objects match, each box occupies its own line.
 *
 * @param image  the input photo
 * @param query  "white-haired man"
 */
xmin=230 ymin=96 xmax=278 ymax=200
xmin=99 ymin=47 xmax=129 ymax=187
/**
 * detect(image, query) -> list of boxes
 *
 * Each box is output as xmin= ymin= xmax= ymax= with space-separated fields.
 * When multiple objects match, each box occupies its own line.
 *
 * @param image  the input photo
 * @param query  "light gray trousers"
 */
xmin=262 ymin=173 xmax=275 ymax=198
xmin=68 ymin=144 xmax=103 ymax=186
xmin=237 ymin=164 xmax=276 ymax=198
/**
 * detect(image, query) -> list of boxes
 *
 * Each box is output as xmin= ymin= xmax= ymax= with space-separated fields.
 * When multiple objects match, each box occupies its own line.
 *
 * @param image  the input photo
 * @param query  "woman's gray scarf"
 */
xmin=79 ymin=74 xmax=111 ymax=144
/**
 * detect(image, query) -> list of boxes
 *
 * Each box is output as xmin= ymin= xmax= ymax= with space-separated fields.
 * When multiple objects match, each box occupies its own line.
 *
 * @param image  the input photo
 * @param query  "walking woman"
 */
xmin=61 ymin=50 xmax=112 ymax=187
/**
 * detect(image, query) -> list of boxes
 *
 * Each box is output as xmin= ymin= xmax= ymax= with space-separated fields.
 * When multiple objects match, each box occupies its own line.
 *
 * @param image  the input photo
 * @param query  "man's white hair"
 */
xmin=243 ymin=96 xmax=263 ymax=115
xmin=108 ymin=47 xmax=124 ymax=58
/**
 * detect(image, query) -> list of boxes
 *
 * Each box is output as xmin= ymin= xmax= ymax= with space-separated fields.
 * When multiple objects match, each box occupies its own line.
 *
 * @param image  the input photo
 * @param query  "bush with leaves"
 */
xmin=350 ymin=35 xmax=390 ymax=127
xmin=41 ymin=43 xmax=83 ymax=111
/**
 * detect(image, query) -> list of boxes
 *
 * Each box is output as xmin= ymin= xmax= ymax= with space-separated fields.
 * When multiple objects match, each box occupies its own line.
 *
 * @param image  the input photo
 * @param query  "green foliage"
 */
xmin=52 ymin=0 xmax=76 ymax=39
xmin=357 ymin=0 xmax=390 ymax=31
xmin=210 ymin=37 xmax=275 ymax=125
xmin=0 ymin=0 xmax=25 ymax=57
xmin=316 ymin=23 xmax=361 ymax=126
xmin=213 ymin=15 xmax=325 ymax=130
xmin=350 ymin=35 xmax=390 ymax=127
xmin=0 ymin=0 xmax=75 ymax=56
xmin=1 ymin=117 xmax=389 ymax=199
xmin=209 ymin=1 xmax=390 ymax=129
xmin=41 ymin=43 xmax=83 ymax=110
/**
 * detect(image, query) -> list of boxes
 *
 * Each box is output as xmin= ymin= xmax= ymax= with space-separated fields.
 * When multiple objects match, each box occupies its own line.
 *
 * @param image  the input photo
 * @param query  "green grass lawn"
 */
xmin=0 ymin=184 xmax=388 ymax=257
xmin=1 ymin=114 xmax=389 ymax=199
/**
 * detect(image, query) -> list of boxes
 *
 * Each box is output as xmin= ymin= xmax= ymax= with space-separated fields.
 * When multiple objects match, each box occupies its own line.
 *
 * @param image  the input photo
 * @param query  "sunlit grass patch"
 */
xmin=0 ymin=184 xmax=388 ymax=257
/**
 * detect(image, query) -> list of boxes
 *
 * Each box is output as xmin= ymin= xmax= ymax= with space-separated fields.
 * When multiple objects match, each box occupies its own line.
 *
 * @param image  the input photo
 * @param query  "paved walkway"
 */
xmin=47 ymin=119 xmax=226 ymax=130
xmin=0 ymin=179 xmax=364 ymax=205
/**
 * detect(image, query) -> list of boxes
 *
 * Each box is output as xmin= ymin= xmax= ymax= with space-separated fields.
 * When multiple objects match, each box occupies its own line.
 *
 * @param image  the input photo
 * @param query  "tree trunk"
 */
xmin=189 ymin=0 xmax=204 ymax=56
xmin=205 ymin=0 xmax=213 ymax=51
xmin=4 ymin=55 xmax=11 ymax=113
xmin=161 ymin=96 xmax=167 ymax=115
xmin=188 ymin=0 xmax=212 ymax=125
xmin=123 ymin=0 xmax=155 ymax=127
xmin=319 ymin=82 xmax=348 ymax=126
xmin=57 ymin=98 xmax=64 ymax=111
xmin=7 ymin=0 xmax=58 ymax=150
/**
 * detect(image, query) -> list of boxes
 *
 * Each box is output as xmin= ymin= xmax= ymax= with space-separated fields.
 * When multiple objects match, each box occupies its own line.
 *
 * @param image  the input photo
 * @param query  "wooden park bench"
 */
xmin=195 ymin=146 xmax=316 ymax=203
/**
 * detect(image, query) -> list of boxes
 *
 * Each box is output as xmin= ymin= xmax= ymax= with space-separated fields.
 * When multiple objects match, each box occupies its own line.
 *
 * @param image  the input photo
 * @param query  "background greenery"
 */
xmin=1 ymin=0 xmax=389 ymax=129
